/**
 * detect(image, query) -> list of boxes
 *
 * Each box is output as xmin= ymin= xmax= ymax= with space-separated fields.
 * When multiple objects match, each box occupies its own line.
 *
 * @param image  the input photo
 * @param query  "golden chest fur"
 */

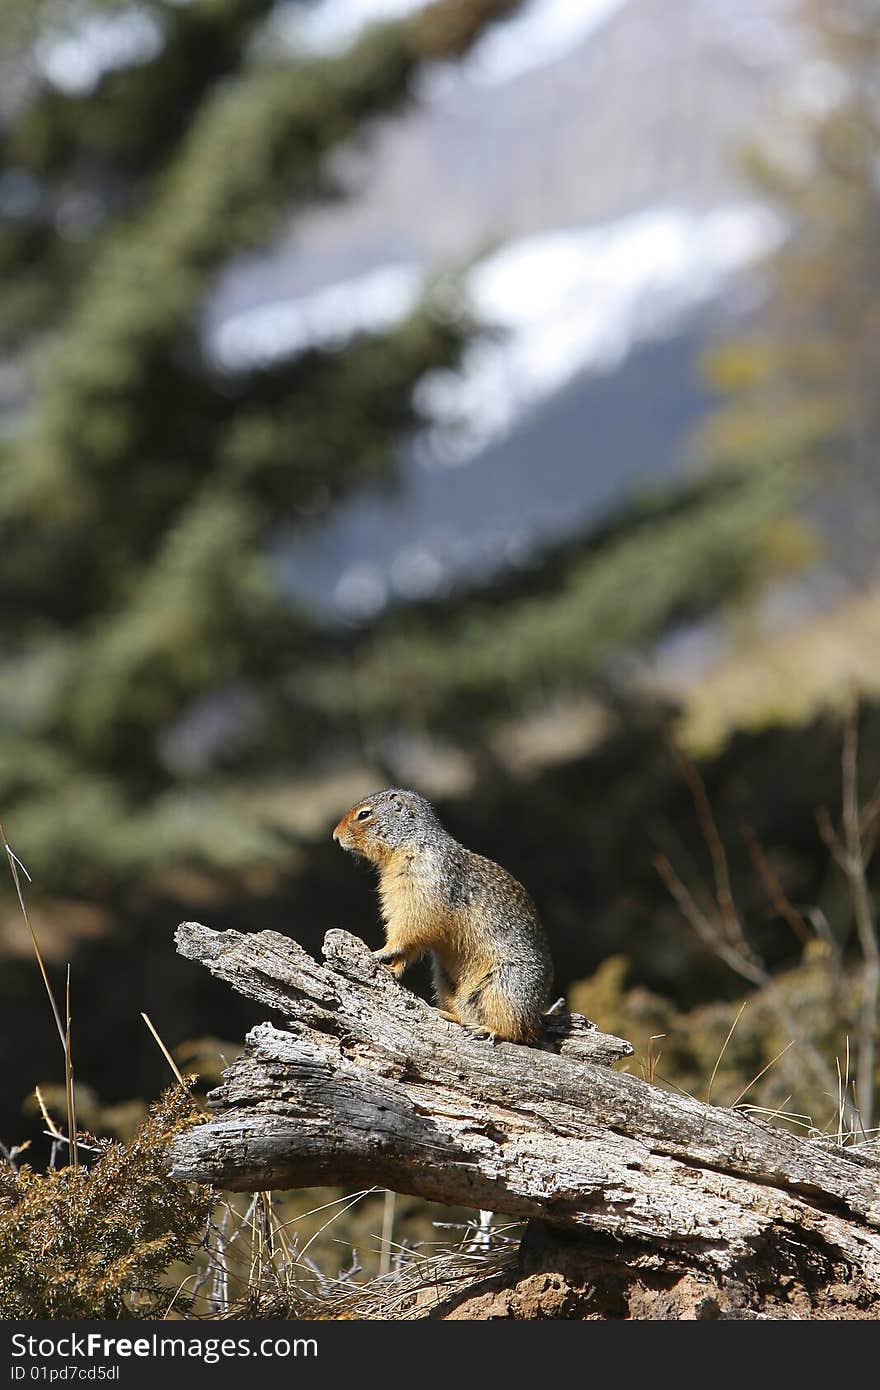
xmin=379 ymin=851 xmax=445 ymax=939
xmin=378 ymin=850 xmax=489 ymax=983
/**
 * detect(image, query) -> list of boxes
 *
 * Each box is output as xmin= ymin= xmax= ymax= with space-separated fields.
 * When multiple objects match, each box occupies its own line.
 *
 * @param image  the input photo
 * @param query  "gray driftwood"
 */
xmin=171 ymin=922 xmax=880 ymax=1302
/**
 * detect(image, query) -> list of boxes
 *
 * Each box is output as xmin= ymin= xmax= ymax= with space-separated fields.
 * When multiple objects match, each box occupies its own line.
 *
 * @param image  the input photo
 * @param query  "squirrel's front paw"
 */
xmin=372 ymin=948 xmax=407 ymax=977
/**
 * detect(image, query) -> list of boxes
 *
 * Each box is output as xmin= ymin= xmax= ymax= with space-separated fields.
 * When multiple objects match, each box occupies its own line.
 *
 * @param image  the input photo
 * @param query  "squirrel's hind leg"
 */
xmin=432 ymin=959 xmax=491 ymax=1035
xmin=460 ymin=971 xmax=542 ymax=1045
xmin=435 ymin=1007 xmax=500 ymax=1044
xmin=436 ymin=1006 xmax=463 ymax=1024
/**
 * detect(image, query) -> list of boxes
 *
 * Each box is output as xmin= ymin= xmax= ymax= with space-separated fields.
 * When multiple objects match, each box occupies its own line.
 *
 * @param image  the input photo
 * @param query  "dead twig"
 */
xmin=1 ymin=824 xmax=79 ymax=1166
xmin=657 ymin=746 xmax=847 ymax=1116
xmin=816 ymin=713 xmax=880 ymax=1136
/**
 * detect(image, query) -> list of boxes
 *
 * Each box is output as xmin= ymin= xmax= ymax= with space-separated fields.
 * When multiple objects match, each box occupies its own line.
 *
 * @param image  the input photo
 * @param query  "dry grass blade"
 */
xmin=378 ymin=1189 xmax=396 ymax=1278
xmin=706 ymin=1000 xmax=748 ymax=1106
xmin=141 ymin=1012 xmax=189 ymax=1092
xmin=736 ymin=1098 xmax=815 ymax=1131
xmin=641 ymin=1034 xmax=665 ymax=1086
xmin=65 ymin=966 xmax=78 ymax=1173
xmin=192 ymin=1187 xmax=443 ymax=1320
xmin=304 ymin=1232 xmax=519 ymax=1321
xmin=296 ymin=1188 xmax=378 ymax=1266
xmin=729 ymin=1041 xmax=796 ymax=1109
xmin=2 ymin=821 xmax=81 ymax=1164
xmin=848 ymin=1079 xmax=870 ymax=1146
xmin=1 ymin=822 xmax=65 ymax=1048
xmin=34 ymin=1086 xmax=63 ymax=1140
xmin=262 ymin=1193 xmax=295 ymax=1267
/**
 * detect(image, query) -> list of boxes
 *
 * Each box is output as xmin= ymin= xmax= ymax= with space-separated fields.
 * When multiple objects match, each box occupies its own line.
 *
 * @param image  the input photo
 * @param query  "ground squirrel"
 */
xmin=332 ymin=788 xmax=554 ymax=1043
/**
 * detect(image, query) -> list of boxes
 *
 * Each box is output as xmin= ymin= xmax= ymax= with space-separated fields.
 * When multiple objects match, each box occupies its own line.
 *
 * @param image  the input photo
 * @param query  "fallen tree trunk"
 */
xmin=171 ymin=922 xmax=880 ymax=1317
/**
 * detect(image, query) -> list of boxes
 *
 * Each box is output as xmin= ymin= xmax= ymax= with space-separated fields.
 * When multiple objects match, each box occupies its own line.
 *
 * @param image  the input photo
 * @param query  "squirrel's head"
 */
xmin=332 ymin=788 xmax=441 ymax=865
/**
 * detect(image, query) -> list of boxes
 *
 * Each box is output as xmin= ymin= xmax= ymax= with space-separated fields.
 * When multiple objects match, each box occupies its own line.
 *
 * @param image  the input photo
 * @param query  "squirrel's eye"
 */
xmin=356 ymin=807 xmax=372 ymax=821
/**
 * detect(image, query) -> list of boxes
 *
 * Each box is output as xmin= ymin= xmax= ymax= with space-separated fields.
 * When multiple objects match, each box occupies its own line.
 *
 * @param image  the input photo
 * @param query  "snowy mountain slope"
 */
xmin=211 ymin=202 xmax=781 ymax=467
xmin=203 ymin=0 xmax=802 ymax=616
xmin=212 ymin=0 xmax=796 ymax=312
xmin=275 ymin=321 xmax=719 ymax=619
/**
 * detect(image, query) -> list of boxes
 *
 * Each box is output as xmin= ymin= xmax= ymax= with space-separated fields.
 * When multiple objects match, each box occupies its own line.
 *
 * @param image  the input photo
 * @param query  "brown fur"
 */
xmin=333 ymin=789 xmax=553 ymax=1043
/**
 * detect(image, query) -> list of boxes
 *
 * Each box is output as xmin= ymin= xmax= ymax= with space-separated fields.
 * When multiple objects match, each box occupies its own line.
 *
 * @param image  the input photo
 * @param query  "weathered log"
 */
xmin=170 ymin=921 xmax=880 ymax=1311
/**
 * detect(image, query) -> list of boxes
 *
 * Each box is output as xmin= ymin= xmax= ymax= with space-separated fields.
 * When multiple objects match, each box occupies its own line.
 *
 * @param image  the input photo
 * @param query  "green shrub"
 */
xmin=0 ymin=1086 xmax=212 ymax=1318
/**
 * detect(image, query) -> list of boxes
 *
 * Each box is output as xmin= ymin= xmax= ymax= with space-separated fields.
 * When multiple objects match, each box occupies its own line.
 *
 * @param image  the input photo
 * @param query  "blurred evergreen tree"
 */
xmin=701 ymin=0 xmax=880 ymax=551
xmin=0 ymin=0 xmax=519 ymax=883
xmin=0 ymin=0 xmax=797 ymax=892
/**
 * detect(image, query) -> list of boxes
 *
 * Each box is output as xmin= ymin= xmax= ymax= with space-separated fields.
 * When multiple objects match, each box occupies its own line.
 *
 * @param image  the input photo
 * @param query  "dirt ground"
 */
xmin=430 ymin=1223 xmax=880 ymax=1321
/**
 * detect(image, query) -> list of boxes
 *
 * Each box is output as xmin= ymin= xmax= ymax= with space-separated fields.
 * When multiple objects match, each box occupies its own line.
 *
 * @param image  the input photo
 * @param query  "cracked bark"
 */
xmin=170 ymin=922 xmax=880 ymax=1308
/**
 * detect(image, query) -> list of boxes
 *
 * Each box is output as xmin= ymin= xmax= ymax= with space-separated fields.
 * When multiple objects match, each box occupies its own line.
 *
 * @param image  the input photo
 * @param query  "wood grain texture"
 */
xmin=170 ymin=921 xmax=880 ymax=1292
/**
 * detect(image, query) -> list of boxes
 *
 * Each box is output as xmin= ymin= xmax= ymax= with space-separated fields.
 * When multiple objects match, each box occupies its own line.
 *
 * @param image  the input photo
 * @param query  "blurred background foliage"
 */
xmin=1 ymin=0 xmax=880 ymax=1286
